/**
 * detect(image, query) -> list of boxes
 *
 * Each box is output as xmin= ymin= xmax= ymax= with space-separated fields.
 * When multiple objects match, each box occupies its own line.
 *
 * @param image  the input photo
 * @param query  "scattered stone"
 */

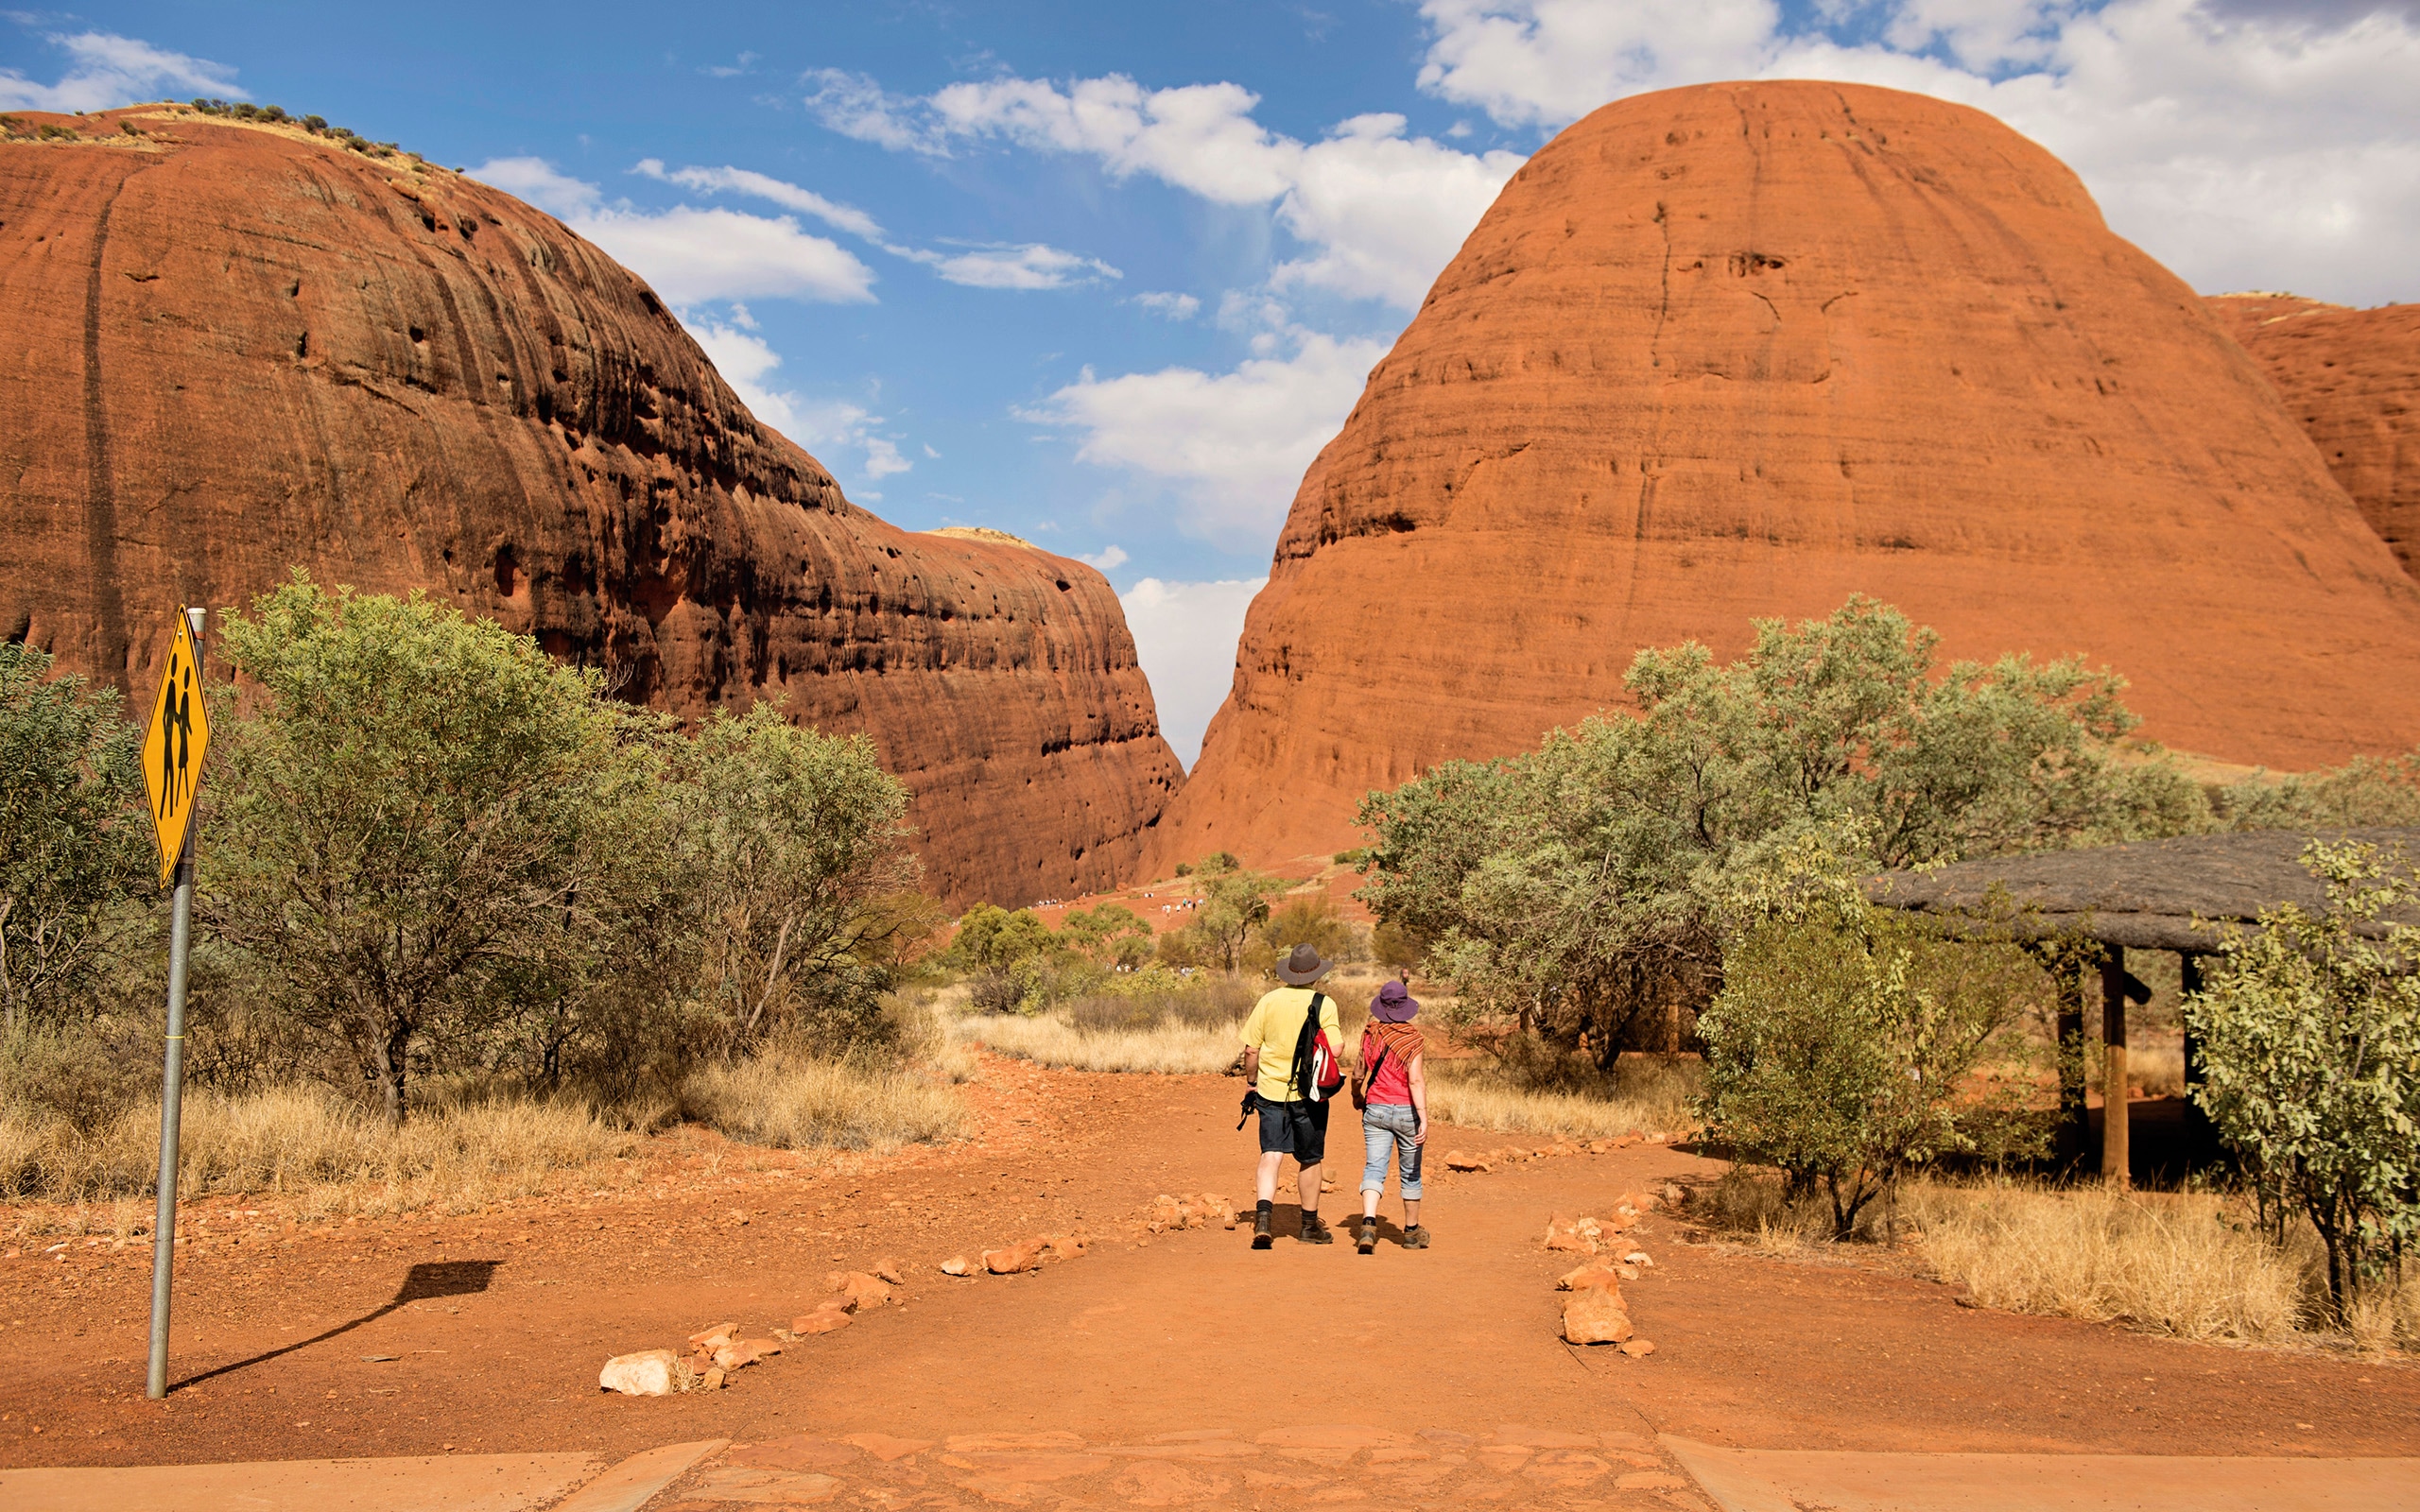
xmin=824 ymin=1270 xmax=895 ymax=1310
xmin=984 ymin=1241 xmax=1042 ymax=1275
xmin=687 ymin=1321 xmax=738 ymax=1349
xmin=1620 ymin=1338 xmax=1658 ymax=1358
xmin=1557 ymin=1263 xmax=1623 ymax=1293
xmin=1043 ymin=1233 xmax=1089 ymax=1261
xmin=716 ymin=1337 xmax=781 ymax=1370
xmin=873 ymin=1258 xmax=905 ymax=1285
xmin=1443 ymin=1152 xmax=1490 ymax=1172
xmin=1543 ymin=1213 xmax=1607 ymax=1253
xmin=1624 ymin=1249 xmax=1653 ymax=1267
xmin=791 ymin=1306 xmax=852 ymax=1335
xmin=1561 ymin=1286 xmax=1634 ymax=1346
xmin=700 ymin=1366 xmax=726 ymax=1391
xmin=940 ymin=1255 xmax=974 ymax=1276
xmin=598 ymin=1349 xmax=681 ymax=1397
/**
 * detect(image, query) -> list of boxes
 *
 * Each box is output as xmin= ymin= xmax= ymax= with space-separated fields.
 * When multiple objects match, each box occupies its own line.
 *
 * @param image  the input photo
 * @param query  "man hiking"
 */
xmin=1238 ymin=943 xmax=1344 ymax=1247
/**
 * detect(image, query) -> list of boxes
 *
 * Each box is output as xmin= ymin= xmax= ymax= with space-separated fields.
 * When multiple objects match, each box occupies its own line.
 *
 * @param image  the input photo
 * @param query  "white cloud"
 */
xmin=468 ymin=158 xmax=876 ymax=306
xmin=1413 ymin=0 xmax=2420 ymax=304
xmin=1119 ymin=576 xmax=1268 ymax=766
xmin=625 ymin=154 xmax=1118 ymax=293
xmin=632 ymin=159 xmax=886 ymax=240
xmin=897 ymin=241 xmax=1122 ymax=289
xmin=0 ymin=30 xmax=241 ymax=112
xmin=1022 ymin=331 xmax=1387 ymax=546
xmin=805 ymin=69 xmax=951 ymax=155
xmin=812 ymin=71 xmax=1521 ymax=309
xmin=1078 ymin=544 xmax=1131 ymax=571
xmin=1134 ymin=291 xmax=1202 ymax=319
xmin=686 ymin=320 xmax=909 ymax=486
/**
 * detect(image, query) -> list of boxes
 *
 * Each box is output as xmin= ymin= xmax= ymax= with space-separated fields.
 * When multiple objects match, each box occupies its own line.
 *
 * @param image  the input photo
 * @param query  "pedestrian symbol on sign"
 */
xmin=141 ymin=609 xmax=212 ymax=884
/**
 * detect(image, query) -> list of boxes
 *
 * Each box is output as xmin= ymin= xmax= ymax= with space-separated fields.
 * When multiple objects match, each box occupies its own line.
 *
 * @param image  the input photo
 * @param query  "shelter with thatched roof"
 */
xmin=1863 ymin=828 xmax=2420 ymax=1183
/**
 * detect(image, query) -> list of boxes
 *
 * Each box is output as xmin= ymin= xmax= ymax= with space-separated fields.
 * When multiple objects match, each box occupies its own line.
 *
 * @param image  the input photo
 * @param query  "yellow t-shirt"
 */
xmin=1239 ymin=986 xmax=1343 ymax=1102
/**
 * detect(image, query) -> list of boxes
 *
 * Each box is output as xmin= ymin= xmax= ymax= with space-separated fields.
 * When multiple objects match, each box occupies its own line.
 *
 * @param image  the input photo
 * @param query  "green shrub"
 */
xmin=0 ymin=642 xmax=148 ymax=1030
xmin=1695 ymin=833 xmax=2045 ymax=1238
xmin=2187 ymin=840 xmax=2420 ymax=1322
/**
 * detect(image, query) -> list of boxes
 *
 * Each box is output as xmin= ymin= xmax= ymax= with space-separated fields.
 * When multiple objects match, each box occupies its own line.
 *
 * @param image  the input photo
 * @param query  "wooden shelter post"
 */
xmin=2100 ymin=947 xmax=2130 ymax=1188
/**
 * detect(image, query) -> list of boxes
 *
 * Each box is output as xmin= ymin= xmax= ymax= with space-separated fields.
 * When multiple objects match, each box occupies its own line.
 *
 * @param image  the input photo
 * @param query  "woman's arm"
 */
xmin=1408 ymin=1053 xmax=1427 ymax=1144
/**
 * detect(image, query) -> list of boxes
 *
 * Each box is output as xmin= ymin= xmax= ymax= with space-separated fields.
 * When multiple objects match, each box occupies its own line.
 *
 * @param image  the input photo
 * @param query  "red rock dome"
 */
xmin=1150 ymin=80 xmax=2420 ymax=873
xmin=2207 ymin=292 xmax=2418 ymax=583
xmin=0 ymin=106 xmax=1180 ymax=905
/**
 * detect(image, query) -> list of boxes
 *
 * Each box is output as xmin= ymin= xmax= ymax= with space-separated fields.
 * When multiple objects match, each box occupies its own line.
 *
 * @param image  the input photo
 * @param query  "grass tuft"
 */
xmin=678 ymin=1052 xmax=964 ymax=1152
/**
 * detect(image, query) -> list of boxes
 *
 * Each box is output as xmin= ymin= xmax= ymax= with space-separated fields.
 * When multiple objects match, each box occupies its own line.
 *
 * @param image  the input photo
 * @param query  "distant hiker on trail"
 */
xmin=1353 ymin=978 xmax=1429 ymax=1253
xmin=1237 ymin=942 xmax=1345 ymax=1248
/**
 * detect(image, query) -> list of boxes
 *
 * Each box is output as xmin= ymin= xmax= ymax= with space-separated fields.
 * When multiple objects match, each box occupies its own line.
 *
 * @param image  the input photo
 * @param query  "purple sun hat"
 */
xmin=1371 ymin=980 xmax=1419 ymax=1022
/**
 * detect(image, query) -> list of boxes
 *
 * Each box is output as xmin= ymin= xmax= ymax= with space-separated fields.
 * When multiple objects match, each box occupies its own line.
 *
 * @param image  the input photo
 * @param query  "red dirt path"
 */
xmin=2 ymin=1057 xmax=2411 ymax=1494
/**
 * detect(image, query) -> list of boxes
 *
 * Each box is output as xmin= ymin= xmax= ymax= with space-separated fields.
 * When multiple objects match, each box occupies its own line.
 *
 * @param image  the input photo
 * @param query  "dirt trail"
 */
xmin=3 ymin=1060 xmax=2413 ymax=1506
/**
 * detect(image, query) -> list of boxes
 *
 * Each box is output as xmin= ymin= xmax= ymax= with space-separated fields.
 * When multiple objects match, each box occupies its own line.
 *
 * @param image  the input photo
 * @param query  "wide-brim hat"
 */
xmin=1372 ymin=980 xmax=1419 ymax=1022
xmin=1277 ymin=942 xmax=1333 ymax=986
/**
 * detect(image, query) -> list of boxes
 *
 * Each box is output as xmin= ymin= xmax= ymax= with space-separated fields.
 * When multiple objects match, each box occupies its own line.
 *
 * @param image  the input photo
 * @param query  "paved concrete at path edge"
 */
xmin=1666 ymin=1438 xmax=2420 ymax=1512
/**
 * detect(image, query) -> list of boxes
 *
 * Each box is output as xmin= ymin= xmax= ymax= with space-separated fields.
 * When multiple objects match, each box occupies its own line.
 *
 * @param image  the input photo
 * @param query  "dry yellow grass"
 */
xmin=1422 ymin=1055 xmax=1700 ymax=1141
xmin=0 ymin=1049 xmax=966 ymax=1213
xmin=953 ymin=1011 xmax=1244 ymax=1074
xmin=0 ymin=1086 xmax=637 ymax=1213
xmin=1691 ymin=1169 xmax=2419 ymax=1353
xmin=678 ymin=1053 xmax=965 ymax=1151
xmin=1906 ymin=1179 xmax=2307 ymax=1344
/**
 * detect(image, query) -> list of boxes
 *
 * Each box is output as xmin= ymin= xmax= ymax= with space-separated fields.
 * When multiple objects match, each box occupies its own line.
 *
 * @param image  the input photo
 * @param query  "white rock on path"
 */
xmin=599 ymin=1349 xmax=681 ymax=1397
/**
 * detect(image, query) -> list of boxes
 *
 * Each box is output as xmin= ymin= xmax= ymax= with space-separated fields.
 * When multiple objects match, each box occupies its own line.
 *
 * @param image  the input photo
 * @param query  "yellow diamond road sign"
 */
xmin=142 ymin=610 xmax=210 ymax=884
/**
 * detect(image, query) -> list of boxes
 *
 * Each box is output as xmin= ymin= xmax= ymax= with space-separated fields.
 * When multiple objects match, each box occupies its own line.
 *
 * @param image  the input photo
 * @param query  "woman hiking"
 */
xmin=1354 ymin=977 xmax=1429 ymax=1253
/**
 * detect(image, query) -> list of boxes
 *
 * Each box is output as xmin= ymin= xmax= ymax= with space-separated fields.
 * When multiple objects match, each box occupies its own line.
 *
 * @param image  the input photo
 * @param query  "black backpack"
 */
xmin=1287 ymin=992 xmax=1344 ymax=1103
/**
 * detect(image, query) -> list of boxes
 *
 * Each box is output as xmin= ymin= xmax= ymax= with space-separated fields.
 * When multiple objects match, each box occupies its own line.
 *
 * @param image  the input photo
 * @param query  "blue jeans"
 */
xmin=1360 ymin=1103 xmax=1423 ymax=1200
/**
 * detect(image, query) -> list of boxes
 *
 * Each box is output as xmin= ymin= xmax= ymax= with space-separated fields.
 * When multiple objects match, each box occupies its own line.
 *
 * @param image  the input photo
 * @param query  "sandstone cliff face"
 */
xmin=2206 ymin=293 xmax=2418 ymax=583
xmin=1150 ymin=81 xmax=2420 ymax=873
xmin=0 ymin=108 xmax=1180 ymax=906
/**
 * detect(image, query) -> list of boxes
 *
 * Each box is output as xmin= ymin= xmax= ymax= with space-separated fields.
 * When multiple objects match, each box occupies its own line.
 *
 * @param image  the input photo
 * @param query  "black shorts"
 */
xmin=1256 ymin=1097 xmax=1330 ymax=1163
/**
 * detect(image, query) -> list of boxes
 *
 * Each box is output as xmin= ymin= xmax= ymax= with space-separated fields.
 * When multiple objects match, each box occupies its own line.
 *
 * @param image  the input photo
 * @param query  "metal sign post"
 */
xmin=143 ymin=607 xmax=210 ymax=1400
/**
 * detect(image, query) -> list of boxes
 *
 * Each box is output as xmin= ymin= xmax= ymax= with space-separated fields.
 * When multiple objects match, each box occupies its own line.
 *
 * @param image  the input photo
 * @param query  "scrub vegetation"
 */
xmin=0 ymin=576 xmax=965 ymax=1206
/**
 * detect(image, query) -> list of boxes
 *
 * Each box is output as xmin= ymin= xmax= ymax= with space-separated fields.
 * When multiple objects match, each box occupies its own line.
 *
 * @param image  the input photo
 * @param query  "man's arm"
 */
xmin=1240 ymin=1047 xmax=1261 ymax=1087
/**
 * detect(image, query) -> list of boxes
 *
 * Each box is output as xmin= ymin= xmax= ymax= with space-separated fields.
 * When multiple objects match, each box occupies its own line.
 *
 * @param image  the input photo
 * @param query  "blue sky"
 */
xmin=8 ymin=0 xmax=2416 ymax=761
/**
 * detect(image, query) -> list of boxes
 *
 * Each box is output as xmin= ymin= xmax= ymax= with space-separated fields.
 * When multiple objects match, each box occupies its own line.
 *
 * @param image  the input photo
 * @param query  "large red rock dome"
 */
xmin=0 ymin=106 xmax=1180 ymax=906
xmin=1150 ymin=80 xmax=2420 ymax=873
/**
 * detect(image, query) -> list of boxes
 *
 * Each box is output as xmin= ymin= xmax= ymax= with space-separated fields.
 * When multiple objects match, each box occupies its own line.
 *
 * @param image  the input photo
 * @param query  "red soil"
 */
xmin=2 ymin=1059 xmax=2409 ymax=1492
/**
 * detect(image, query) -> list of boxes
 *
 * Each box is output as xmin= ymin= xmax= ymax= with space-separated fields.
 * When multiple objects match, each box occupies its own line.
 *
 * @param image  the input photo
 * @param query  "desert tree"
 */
xmin=0 ymin=643 xmax=148 ymax=1032
xmin=1357 ymin=597 xmax=2207 ymax=1063
xmin=203 ymin=576 xmax=642 ymax=1125
xmin=673 ymin=701 xmax=924 ymax=1053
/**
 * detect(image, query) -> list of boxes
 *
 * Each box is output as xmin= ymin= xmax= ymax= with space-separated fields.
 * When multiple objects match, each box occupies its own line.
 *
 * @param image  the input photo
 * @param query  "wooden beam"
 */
xmin=2100 ymin=946 xmax=2130 ymax=1189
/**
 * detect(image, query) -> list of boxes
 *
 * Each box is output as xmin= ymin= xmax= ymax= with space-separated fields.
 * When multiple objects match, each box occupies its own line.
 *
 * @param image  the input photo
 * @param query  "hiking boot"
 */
xmin=1252 ymin=1204 xmax=1273 ymax=1249
xmin=1300 ymin=1212 xmax=1335 ymax=1245
xmin=1402 ymin=1225 xmax=1430 ymax=1249
xmin=1356 ymin=1219 xmax=1377 ymax=1254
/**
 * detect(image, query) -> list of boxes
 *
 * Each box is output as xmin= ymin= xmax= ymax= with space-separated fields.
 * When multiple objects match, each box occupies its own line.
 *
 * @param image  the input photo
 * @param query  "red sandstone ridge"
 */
xmin=1148 ymin=80 xmax=2420 ymax=873
xmin=0 ymin=106 xmax=1179 ymax=906
xmin=2206 ymin=292 xmax=2418 ymax=582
